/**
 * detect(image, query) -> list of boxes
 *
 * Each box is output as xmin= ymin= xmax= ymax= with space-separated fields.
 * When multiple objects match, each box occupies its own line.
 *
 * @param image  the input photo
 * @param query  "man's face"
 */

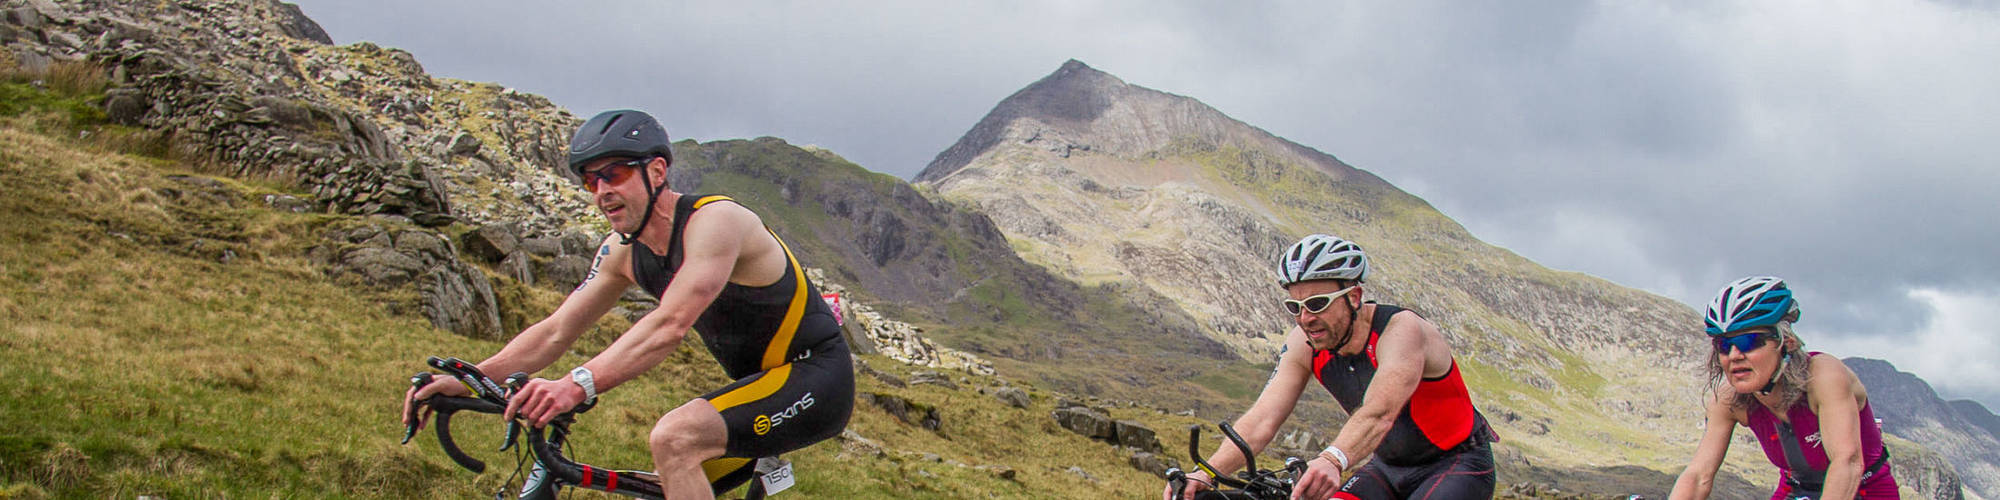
xmin=578 ymin=156 xmax=657 ymax=233
xmin=1285 ymin=280 xmax=1356 ymax=351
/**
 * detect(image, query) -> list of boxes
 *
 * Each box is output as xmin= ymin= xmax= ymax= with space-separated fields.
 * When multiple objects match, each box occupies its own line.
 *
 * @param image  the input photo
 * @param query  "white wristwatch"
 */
xmin=569 ymin=366 xmax=597 ymax=401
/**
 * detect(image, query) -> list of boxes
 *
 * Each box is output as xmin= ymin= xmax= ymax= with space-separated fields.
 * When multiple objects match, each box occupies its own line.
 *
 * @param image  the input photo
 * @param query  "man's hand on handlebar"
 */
xmin=1288 ymin=457 xmax=1341 ymax=500
xmin=402 ymin=375 xmax=471 ymax=432
xmin=1166 ymin=470 xmax=1214 ymax=500
xmin=504 ymin=377 xmax=589 ymax=428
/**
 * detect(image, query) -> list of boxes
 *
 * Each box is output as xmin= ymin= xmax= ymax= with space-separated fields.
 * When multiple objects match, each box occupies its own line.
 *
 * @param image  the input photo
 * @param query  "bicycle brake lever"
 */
xmin=497 ymin=372 xmax=530 ymax=452
xmin=501 ymin=418 xmax=521 ymax=452
xmin=1164 ymin=467 xmax=1187 ymax=500
xmin=401 ymin=372 xmax=435 ymax=445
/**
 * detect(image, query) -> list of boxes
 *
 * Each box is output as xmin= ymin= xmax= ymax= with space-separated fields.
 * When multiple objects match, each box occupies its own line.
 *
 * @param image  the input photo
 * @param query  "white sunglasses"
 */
xmin=1282 ymin=285 xmax=1358 ymax=315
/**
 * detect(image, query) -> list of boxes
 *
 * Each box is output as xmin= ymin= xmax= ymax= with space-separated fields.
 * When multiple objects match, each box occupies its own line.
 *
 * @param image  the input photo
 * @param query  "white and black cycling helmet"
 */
xmin=1276 ymin=234 xmax=1370 ymax=286
xmin=1704 ymin=276 xmax=1801 ymax=335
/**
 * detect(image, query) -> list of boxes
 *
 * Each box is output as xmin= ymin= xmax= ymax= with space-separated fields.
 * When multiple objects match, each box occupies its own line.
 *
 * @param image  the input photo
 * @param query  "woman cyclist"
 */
xmin=1669 ymin=277 xmax=1898 ymax=500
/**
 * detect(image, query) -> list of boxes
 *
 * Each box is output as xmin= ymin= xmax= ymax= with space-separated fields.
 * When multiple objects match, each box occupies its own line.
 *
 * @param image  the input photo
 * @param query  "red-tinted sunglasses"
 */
xmin=579 ymin=158 xmax=649 ymax=193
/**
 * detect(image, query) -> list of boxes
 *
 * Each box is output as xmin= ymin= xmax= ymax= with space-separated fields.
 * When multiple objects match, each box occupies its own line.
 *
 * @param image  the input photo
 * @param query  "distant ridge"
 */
xmin=917 ymin=59 xmax=1379 ymax=189
xmin=1846 ymin=357 xmax=2000 ymax=498
xmin=1949 ymin=399 xmax=2000 ymax=441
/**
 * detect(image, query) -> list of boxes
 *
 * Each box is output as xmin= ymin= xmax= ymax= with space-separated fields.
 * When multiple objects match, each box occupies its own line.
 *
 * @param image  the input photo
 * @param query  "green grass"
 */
xmin=0 ymin=107 xmax=1179 ymax=498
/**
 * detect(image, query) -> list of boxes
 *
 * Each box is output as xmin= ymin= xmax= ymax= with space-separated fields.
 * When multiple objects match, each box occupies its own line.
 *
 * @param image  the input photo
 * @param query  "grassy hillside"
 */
xmin=661 ymin=137 xmax=1271 ymax=417
xmin=0 ymin=68 xmax=1181 ymax=499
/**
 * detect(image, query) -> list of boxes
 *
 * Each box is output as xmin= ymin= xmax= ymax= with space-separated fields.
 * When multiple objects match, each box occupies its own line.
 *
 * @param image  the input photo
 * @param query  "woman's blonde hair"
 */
xmin=1704 ymin=320 xmax=1812 ymax=411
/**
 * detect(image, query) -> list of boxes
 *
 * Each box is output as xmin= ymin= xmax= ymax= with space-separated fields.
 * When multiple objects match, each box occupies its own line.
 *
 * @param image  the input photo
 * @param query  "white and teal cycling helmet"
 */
xmin=1277 ymin=234 xmax=1369 ymax=286
xmin=1704 ymin=276 xmax=1801 ymax=336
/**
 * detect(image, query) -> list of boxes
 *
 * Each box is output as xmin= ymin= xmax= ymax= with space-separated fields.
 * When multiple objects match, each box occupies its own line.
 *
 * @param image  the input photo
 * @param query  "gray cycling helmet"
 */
xmin=1277 ymin=234 xmax=1370 ymax=286
xmin=567 ymin=109 xmax=674 ymax=177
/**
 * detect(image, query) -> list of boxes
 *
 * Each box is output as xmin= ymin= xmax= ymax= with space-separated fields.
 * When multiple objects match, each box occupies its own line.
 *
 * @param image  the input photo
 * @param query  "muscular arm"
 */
xmin=1807 ymin=355 xmax=1868 ymax=500
xmin=1670 ymin=387 xmax=1741 ymax=500
xmin=1325 ymin=311 xmax=1427 ymax=467
xmin=477 ymin=235 xmax=632 ymax=378
xmin=566 ymin=205 xmax=757 ymax=394
xmin=1199 ymin=328 xmax=1316 ymax=478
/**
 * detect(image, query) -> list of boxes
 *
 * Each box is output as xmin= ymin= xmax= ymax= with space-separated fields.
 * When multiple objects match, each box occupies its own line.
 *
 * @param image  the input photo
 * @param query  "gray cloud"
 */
xmin=288 ymin=0 xmax=2000 ymax=408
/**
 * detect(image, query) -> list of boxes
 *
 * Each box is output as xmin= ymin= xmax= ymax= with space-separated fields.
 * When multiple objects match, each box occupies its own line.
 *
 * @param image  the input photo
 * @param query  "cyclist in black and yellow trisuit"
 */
xmin=401 ymin=109 xmax=853 ymax=499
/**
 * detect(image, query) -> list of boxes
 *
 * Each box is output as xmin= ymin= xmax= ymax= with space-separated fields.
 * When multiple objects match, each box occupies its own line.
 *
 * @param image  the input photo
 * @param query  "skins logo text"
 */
xmin=753 ymin=392 xmax=815 ymax=435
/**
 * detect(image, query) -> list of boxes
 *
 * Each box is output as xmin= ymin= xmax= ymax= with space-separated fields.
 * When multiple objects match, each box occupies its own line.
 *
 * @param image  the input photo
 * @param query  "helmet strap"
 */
xmin=1330 ymin=294 xmax=1363 ymax=354
xmin=1758 ymin=348 xmax=1788 ymax=396
xmin=614 ymin=158 xmax=667 ymax=245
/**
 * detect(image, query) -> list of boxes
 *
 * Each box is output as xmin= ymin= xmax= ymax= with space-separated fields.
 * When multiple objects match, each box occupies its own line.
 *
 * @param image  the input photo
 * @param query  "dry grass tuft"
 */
xmin=0 ymin=61 xmax=107 ymax=96
xmin=0 ymin=482 xmax=51 ymax=500
xmin=34 ymin=444 xmax=89 ymax=491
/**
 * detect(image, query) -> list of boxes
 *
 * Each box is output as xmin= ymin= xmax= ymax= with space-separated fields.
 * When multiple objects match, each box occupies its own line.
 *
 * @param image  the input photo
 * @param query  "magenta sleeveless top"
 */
xmin=1743 ymin=352 xmax=1899 ymax=499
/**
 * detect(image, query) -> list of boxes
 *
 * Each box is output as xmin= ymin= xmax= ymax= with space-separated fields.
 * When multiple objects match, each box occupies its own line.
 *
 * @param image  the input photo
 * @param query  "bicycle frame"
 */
xmin=1164 ymin=422 xmax=1307 ymax=500
xmin=404 ymin=358 xmax=780 ymax=500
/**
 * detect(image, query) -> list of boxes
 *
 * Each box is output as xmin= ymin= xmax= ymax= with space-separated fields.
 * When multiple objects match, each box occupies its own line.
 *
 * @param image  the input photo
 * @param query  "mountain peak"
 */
xmin=916 ymin=59 xmax=1365 ymax=187
xmin=915 ymin=59 xmax=1131 ymax=181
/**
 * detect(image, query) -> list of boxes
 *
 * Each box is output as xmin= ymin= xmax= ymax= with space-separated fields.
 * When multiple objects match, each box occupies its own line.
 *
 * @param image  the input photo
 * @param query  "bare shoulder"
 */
xmin=1280 ymin=326 xmax=1313 ymax=366
xmin=680 ymin=199 xmax=770 ymax=248
xmin=687 ymin=198 xmax=760 ymax=229
xmin=1379 ymin=307 xmax=1433 ymax=336
xmin=1806 ymin=353 xmax=1866 ymax=402
xmin=1382 ymin=308 xmax=1451 ymax=358
xmin=1704 ymin=384 xmax=1749 ymax=424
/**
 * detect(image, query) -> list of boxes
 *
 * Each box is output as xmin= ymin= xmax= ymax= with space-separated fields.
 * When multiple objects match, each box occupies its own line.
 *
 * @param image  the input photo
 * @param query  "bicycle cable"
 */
xmin=493 ymin=432 xmax=531 ymax=500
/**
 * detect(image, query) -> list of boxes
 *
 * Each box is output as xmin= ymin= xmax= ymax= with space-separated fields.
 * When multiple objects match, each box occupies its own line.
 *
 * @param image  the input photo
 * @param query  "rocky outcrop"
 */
xmin=1050 ymin=402 xmax=1162 ymax=453
xmin=0 ymin=0 xmax=615 ymax=338
xmin=1892 ymin=440 xmax=1967 ymax=500
xmin=1949 ymin=400 xmax=2000 ymax=442
xmin=859 ymin=392 xmax=941 ymax=433
xmin=992 ymin=386 xmax=1031 ymax=409
xmin=1847 ymin=357 xmax=1995 ymax=499
xmin=315 ymin=218 xmax=502 ymax=340
xmin=8 ymin=0 xmax=457 ymax=226
xmin=846 ymin=301 xmax=994 ymax=376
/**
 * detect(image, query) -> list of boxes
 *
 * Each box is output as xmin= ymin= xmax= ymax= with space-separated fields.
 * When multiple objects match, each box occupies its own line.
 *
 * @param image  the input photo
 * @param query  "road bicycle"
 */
xmin=403 ymin=357 xmax=794 ymax=500
xmin=1163 ymin=421 xmax=1307 ymax=500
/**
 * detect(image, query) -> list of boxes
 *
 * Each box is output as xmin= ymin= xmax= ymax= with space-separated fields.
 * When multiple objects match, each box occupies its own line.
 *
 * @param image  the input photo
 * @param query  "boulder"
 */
xmin=420 ymin=260 xmax=503 ymax=341
xmin=1052 ymin=407 xmax=1115 ymax=440
xmin=499 ymin=250 xmax=533 ymax=286
xmin=520 ymin=236 xmax=563 ymax=258
xmin=560 ymin=231 xmax=600 ymax=255
xmin=539 ymin=255 xmax=592 ymax=292
xmin=1114 ymin=420 xmax=1162 ymax=453
xmin=103 ymin=88 xmax=147 ymax=125
xmin=993 ymin=386 xmax=1030 ymax=409
xmin=909 ymin=371 xmax=957 ymax=389
xmin=335 ymin=246 xmax=425 ymax=286
xmin=460 ymin=224 xmax=518 ymax=263
xmin=1129 ymin=451 xmax=1177 ymax=478
xmin=859 ymin=363 xmax=906 ymax=388
xmin=448 ymin=132 xmax=481 ymax=157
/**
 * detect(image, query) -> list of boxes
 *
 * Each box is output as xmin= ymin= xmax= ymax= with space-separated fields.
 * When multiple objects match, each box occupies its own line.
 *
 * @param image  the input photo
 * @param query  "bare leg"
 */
xmin=650 ymin=398 xmax=729 ymax=500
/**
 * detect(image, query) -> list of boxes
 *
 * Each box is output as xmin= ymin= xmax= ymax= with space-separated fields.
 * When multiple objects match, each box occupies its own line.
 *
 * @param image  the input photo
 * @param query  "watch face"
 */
xmin=571 ymin=368 xmax=595 ymax=398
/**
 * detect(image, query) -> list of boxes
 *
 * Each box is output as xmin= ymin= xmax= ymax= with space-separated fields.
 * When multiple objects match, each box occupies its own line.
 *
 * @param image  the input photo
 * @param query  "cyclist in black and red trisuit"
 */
xmin=1168 ymin=234 xmax=1496 ymax=500
xmin=401 ymin=109 xmax=853 ymax=500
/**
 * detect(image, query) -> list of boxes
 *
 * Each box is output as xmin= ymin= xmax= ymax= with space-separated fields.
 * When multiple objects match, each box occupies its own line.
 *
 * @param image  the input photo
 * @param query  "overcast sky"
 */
xmin=288 ymin=0 xmax=2000 ymax=410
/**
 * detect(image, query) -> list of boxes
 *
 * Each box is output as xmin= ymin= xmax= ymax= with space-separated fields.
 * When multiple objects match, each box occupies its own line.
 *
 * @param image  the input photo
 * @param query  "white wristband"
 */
xmin=569 ymin=366 xmax=597 ymax=401
xmin=1320 ymin=445 xmax=1349 ymax=471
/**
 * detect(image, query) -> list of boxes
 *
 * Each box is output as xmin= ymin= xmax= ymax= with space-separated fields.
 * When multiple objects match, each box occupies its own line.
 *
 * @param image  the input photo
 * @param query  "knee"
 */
xmin=647 ymin=412 xmax=703 ymax=454
xmin=647 ymin=402 xmax=724 ymax=457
